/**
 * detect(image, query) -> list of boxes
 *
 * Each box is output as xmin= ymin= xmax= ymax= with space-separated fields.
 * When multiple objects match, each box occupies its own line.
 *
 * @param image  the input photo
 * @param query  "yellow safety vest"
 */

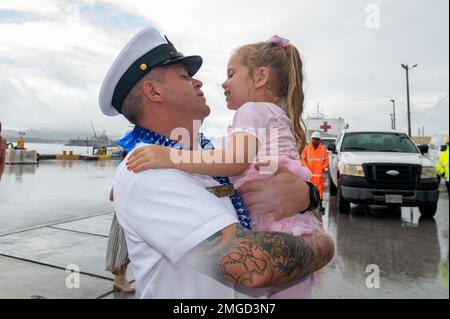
xmin=437 ymin=147 xmax=449 ymax=182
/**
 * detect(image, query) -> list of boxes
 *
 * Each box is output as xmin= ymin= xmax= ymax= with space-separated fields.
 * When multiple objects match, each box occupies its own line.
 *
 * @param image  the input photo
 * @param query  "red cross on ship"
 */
xmin=320 ymin=122 xmax=332 ymax=133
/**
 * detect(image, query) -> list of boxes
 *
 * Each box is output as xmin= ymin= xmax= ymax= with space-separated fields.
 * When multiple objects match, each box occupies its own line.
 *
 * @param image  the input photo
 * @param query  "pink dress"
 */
xmin=229 ymin=102 xmax=321 ymax=299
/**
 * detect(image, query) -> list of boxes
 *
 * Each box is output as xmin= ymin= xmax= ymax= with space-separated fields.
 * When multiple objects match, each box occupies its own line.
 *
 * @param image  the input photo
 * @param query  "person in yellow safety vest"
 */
xmin=436 ymin=136 xmax=449 ymax=195
xmin=301 ymin=131 xmax=329 ymax=212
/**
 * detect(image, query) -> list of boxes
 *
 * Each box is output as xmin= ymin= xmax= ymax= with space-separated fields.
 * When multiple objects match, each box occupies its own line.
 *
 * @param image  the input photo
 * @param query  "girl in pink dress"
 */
xmin=127 ymin=36 xmax=322 ymax=299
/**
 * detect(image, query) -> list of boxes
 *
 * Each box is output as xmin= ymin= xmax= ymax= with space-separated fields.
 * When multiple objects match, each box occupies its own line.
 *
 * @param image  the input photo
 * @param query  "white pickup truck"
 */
xmin=327 ymin=130 xmax=440 ymax=217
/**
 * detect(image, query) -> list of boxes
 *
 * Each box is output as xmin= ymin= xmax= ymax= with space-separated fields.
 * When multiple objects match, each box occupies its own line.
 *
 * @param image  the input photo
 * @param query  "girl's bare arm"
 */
xmin=127 ymin=132 xmax=260 ymax=177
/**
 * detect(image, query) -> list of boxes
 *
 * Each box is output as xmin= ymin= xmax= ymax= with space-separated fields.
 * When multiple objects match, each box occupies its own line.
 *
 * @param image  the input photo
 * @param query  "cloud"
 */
xmin=0 ymin=0 xmax=136 ymax=134
xmin=0 ymin=0 xmax=448 ymax=140
xmin=0 ymin=0 xmax=60 ymax=15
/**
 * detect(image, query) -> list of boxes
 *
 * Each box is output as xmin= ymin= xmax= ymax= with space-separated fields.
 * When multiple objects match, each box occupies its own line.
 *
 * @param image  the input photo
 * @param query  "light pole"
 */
xmin=389 ymin=114 xmax=394 ymax=130
xmin=390 ymin=99 xmax=396 ymax=130
xmin=401 ymin=64 xmax=418 ymax=137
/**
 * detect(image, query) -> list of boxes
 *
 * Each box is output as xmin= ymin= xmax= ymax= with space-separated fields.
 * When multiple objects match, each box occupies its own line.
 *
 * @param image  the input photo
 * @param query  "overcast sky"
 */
xmin=0 ymin=0 xmax=448 ymax=139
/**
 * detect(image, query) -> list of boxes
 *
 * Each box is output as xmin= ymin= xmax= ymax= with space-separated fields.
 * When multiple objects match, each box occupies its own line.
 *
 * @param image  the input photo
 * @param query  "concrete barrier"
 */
xmin=5 ymin=149 xmax=38 ymax=164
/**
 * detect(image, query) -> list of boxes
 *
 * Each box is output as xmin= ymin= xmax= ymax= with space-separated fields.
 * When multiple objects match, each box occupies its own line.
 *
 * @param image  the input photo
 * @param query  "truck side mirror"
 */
xmin=441 ymin=145 xmax=448 ymax=152
xmin=418 ymin=144 xmax=429 ymax=155
xmin=328 ymin=143 xmax=337 ymax=154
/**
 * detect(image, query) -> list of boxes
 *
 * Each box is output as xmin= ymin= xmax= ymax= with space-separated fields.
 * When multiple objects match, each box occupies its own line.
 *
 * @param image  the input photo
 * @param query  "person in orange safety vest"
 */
xmin=301 ymin=131 xmax=329 ymax=212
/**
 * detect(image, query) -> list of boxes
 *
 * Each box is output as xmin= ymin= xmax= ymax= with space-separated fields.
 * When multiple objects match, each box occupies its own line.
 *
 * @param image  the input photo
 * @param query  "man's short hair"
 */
xmin=121 ymin=67 xmax=167 ymax=125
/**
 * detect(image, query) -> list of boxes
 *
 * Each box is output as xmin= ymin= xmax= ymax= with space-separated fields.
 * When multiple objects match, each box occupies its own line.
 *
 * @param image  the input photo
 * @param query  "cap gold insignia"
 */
xmin=140 ymin=63 xmax=148 ymax=71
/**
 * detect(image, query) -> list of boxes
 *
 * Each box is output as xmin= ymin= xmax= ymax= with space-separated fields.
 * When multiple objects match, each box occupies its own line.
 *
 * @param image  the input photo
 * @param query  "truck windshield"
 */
xmin=321 ymin=139 xmax=336 ymax=149
xmin=341 ymin=133 xmax=419 ymax=153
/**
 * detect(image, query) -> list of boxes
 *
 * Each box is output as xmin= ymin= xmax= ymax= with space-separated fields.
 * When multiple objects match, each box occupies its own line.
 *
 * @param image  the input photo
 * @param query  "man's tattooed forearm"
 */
xmin=193 ymin=224 xmax=324 ymax=288
xmin=221 ymin=241 xmax=271 ymax=287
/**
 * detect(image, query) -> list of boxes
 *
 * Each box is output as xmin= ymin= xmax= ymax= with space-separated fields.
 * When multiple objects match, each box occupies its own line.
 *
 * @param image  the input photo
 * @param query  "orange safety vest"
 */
xmin=301 ymin=143 xmax=329 ymax=199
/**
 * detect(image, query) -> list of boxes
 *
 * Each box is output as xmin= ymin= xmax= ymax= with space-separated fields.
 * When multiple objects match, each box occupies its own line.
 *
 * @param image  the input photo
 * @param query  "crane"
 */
xmin=90 ymin=121 xmax=98 ymax=139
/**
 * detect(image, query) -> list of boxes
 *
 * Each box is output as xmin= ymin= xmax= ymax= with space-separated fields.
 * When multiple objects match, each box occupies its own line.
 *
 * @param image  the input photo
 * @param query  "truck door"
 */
xmin=329 ymin=133 xmax=343 ymax=185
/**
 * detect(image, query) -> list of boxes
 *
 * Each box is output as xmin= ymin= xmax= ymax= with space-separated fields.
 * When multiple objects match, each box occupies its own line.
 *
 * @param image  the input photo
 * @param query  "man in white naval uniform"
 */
xmin=99 ymin=27 xmax=334 ymax=299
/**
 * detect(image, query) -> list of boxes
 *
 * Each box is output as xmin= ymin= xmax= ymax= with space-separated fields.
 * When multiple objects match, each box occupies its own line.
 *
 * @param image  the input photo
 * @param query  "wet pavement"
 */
xmin=0 ymin=161 xmax=133 ymax=299
xmin=313 ymin=177 xmax=449 ymax=299
xmin=0 ymin=161 xmax=448 ymax=299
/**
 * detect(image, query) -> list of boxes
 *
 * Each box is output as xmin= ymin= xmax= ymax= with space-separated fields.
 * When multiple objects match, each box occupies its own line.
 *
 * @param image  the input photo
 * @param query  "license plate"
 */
xmin=385 ymin=195 xmax=403 ymax=204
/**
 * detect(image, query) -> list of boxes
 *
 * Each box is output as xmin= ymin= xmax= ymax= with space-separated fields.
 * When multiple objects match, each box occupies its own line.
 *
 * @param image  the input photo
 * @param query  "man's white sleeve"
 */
xmin=119 ymin=169 xmax=238 ymax=265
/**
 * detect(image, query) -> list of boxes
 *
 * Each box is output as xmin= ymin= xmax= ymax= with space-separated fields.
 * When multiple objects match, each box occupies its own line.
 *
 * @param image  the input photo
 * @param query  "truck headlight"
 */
xmin=343 ymin=165 xmax=365 ymax=177
xmin=421 ymin=166 xmax=437 ymax=179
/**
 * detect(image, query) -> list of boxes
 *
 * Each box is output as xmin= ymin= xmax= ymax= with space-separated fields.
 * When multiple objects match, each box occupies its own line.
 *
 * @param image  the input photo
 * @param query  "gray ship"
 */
xmin=66 ymin=122 xmax=116 ymax=147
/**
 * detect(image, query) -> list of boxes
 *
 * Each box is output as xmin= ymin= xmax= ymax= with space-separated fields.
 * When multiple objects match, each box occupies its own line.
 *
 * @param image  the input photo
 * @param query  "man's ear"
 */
xmin=254 ymin=67 xmax=270 ymax=89
xmin=142 ymin=80 xmax=163 ymax=103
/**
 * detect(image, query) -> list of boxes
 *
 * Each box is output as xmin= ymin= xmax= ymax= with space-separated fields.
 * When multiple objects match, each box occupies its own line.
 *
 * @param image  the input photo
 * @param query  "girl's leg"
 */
xmin=113 ymin=262 xmax=135 ymax=294
xmin=269 ymin=275 xmax=313 ymax=299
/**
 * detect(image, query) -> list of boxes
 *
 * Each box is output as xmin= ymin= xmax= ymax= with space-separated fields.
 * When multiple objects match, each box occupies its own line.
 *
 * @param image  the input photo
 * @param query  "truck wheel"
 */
xmin=338 ymin=180 xmax=351 ymax=214
xmin=419 ymin=203 xmax=438 ymax=218
xmin=329 ymin=178 xmax=338 ymax=196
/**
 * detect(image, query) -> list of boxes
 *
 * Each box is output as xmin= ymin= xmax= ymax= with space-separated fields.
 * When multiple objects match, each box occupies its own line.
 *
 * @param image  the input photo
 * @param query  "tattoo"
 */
xmin=192 ymin=224 xmax=332 ymax=288
xmin=202 ymin=232 xmax=224 ymax=251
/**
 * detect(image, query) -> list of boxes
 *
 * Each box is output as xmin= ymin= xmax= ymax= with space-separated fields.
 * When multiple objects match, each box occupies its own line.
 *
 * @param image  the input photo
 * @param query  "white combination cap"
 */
xmin=99 ymin=27 xmax=203 ymax=116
